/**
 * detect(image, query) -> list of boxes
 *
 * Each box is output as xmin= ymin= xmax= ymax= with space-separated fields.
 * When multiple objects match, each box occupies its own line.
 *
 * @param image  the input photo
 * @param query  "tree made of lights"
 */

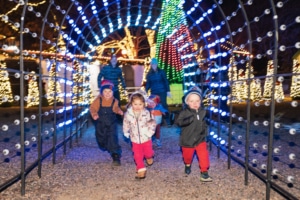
xmin=72 ymin=61 xmax=83 ymax=105
xmin=250 ymin=78 xmax=262 ymax=101
xmin=243 ymin=64 xmax=262 ymax=101
xmin=237 ymin=69 xmax=246 ymax=102
xmin=119 ymin=67 xmax=128 ymax=102
xmin=47 ymin=62 xmax=63 ymax=105
xmin=290 ymin=59 xmax=300 ymax=99
xmin=0 ymin=61 xmax=13 ymax=106
xmin=155 ymin=0 xmax=196 ymax=87
xmin=263 ymin=60 xmax=284 ymax=100
xmin=228 ymin=56 xmax=239 ymax=103
xmin=27 ymin=71 xmax=39 ymax=107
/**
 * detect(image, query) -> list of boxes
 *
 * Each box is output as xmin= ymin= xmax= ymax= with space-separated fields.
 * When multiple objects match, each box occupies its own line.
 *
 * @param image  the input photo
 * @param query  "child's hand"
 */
xmin=118 ymin=110 xmax=124 ymax=115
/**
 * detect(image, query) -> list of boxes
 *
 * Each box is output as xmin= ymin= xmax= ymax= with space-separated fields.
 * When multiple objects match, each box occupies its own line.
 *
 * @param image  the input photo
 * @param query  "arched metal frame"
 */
xmin=0 ymin=1 xmax=299 ymax=199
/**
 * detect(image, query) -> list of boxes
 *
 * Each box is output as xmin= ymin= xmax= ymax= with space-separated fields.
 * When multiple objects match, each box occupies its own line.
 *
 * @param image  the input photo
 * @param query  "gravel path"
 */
xmin=1 ymin=124 xmax=286 ymax=200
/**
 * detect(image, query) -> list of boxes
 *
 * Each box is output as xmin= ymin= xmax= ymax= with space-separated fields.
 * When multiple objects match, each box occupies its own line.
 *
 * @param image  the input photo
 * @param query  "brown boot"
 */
xmin=135 ymin=168 xmax=146 ymax=179
xmin=146 ymin=158 xmax=154 ymax=166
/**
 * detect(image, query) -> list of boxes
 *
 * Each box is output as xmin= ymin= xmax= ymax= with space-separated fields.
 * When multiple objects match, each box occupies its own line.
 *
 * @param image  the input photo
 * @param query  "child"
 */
xmin=90 ymin=80 xmax=124 ymax=166
xmin=147 ymin=94 xmax=168 ymax=147
xmin=123 ymin=91 xmax=156 ymax=179
xmin=175 ymin=86 xmax=212 ymax=182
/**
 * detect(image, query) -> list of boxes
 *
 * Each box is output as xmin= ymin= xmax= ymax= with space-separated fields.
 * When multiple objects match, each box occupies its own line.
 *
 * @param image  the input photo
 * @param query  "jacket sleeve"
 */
xmin=89 ymin=97 xmax=100 ymax=119
xmin=161 ymin=70 xmax=170 ymax=92
xmin=122 ymin=113 xmax=130 ymax=138
xmin=112 ymin=99 xmax=122 ymax=114
xmin=176 ymin=110 xmax=194 ymax=127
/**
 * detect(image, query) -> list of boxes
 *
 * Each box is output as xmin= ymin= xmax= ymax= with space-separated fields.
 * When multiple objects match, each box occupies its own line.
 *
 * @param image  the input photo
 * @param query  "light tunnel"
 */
xmin=0 ymin=0 xmax=300 ymax=199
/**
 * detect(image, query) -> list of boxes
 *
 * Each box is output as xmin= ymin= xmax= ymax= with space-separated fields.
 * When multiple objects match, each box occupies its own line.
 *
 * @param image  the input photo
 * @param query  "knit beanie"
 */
xmin=150 ymin=58 xmax=158 ymax=64
xmin=100 ymin=80 xmax=114 ymax=94
xmin=184 ymin=86 xmax=202 ymax=104
xmin=148 ymin=94 xmax=160 ymax=104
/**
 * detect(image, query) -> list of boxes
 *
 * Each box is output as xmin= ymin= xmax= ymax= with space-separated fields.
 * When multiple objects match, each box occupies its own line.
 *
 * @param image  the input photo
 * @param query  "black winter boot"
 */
xmin=112 ymin=153 xmax=121 ymax=166
xmin=185 ymin=165 xmax=191 ymax=175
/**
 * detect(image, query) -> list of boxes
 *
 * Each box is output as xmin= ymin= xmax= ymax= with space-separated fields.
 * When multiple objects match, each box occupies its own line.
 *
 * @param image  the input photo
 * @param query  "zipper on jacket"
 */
xmin=135 ymin=116 xmax=142 ymax=144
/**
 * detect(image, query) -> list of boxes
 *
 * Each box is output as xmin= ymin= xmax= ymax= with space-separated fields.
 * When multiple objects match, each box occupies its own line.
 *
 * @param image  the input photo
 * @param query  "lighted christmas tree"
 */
xmin=27 ymin=71 xmax=39 ymax=107
xmin=47 ymin=62 xmax=63 ymax=105
xmin=72 ymin=61 xmax=84 ymax=105
xmin=82 ymin=66 xmax=93 ymax=105
xmin=228 ymin=56 xmax=239 ymax=103
xmin=237 ymin=69 xmax=246 ymax=102
xmin=250 ymin=79 xmax=262 ymax=101
xmin=155 ymin=0 xmax=196 ymax=86
xmin=245 ymin=65 xmax=262 ymax=101
xmin=119 ymin=66 xmax=128 ymax=102
xmin=290 ymin=59 xmax=300 ymax=99
xmin=263 ymin=60 xmax=274 ymax=99
xmin=263 ymin=60 xmax=284 ymax=100
xmin=0 ymin=61 xmax=14 ymax=106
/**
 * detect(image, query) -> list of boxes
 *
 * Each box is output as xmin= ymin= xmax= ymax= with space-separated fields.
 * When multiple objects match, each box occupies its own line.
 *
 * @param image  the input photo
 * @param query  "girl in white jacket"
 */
xmin=123 ymin=91 xmax=156 ymax=179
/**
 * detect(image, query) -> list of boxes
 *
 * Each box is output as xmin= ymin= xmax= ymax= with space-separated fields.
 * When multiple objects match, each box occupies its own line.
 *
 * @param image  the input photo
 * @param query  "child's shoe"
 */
xmin=155 ymin=139 xmax=162 ymax=147
xmin=135 ymin=168 xmax=146 ymax=179
xmin=146 ymin=157 xmax=154 ymax=166
xmin=200 ymin=171 xmax=212 ymax=182
xmin=184 ymin=165 xmax=191 ymax=175
xmin=111 ymin=153 xmax=121 ymax=166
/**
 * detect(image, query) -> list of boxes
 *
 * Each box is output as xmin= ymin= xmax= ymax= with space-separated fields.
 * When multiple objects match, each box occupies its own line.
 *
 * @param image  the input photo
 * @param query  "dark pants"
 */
xmin=95 ymin=120 xmax=121 ymax=155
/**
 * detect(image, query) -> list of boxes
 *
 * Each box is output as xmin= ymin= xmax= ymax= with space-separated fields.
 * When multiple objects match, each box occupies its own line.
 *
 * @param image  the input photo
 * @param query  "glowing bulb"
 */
xmin=3 ymin=149 xmax=9 ymax=156
xmin=15 ymin=143 xmax=21 ymax=149
xmin=2 ymin=125 xmax=8 ymax=131
xmin=274 ymin=123 xmax=280 ymax=128
xmin=287 ymin=176 xmax=294 ymax=183
xmin=273 ymin=148 xmax=280 ymax=153
xmin=289 ymin=153 xmax=295 ymax=160
xmin=24 ymin=140 xmax=30 ymax=146
xmin=289 ymin=128 xmax=296 ymax=135
xmin=263 ymin=121 xmax=269 ymax=126
xmin=291 ymin=101 xmax=298 ymax=107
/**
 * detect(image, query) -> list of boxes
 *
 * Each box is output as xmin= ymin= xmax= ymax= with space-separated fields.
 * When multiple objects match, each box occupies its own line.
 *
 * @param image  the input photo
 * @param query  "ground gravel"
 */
xmin=0 ymin=122 xmax=287 ymax=200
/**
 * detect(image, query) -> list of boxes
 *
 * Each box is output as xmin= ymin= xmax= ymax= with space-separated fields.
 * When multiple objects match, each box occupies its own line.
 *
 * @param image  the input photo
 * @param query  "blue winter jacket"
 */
xmin=145 ymin=68 xmax=170 ymax=94
xmin=98 ymin=64 xmax=126 ymax=91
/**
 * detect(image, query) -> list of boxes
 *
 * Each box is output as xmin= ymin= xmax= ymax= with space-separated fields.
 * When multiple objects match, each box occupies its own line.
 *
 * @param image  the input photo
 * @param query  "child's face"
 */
xmin=102 ymin=89 xmax=113 ymax=99
xmin=131 ymin=99 xmax=145 ymax=112
xmin=186 ymin=94 xmax=201 ymax=110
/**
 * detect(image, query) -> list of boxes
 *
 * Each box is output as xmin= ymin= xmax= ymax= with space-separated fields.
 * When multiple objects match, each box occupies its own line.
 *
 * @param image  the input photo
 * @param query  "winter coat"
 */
xmin=89 ymin=95 xmax=122 ymax=120
xmin=176 ymin=107 xmax=208 ymax=148
xmin=145 ymin=68 xmax=170 ymax=94
xmin=123 ymin=107 xmax=156 ymax=144
xmin=97 ymin=64 xmax=126 ymax=91
xmin=147 ymin=104 xmax=168 ymax=124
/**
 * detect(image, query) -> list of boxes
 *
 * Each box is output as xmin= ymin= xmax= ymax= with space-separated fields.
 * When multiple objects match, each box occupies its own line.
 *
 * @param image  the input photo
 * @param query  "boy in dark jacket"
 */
xmin=176 ymin=86 xmax=212 ymax=182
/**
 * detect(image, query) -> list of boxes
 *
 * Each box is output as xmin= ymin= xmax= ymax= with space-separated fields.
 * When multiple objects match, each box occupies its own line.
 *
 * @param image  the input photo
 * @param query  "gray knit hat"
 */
xmin=184 ymin=86 xmax=202 ymax=104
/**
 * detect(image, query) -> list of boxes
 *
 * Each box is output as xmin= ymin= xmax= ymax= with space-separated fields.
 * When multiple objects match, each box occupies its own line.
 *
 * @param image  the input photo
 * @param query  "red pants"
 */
xmin=132 ymin=140 xmax=154 ymax=170
xmin=181 ymin=141 xmax=210 ymax=172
